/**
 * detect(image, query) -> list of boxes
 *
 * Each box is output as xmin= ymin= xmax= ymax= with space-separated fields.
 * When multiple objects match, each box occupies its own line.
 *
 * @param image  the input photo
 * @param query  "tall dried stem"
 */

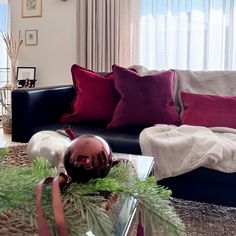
xmin=1 ymin=30 xmax=23 ymax=89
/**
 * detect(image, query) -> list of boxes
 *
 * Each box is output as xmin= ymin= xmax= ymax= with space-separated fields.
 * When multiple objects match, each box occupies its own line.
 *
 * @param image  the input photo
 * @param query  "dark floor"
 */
xmin=172 ymin=198 xmax=236 ymax=236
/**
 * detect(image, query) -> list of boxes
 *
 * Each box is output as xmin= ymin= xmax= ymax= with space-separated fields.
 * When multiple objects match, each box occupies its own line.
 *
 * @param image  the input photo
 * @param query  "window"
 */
xmin=139 ymin=0 xmax=236 ymax=70
xmin=0 ymin=0 xmax=9 ymax=86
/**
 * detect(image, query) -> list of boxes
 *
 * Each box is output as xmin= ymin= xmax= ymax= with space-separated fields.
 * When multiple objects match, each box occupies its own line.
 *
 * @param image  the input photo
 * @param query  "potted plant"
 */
xmin=1 ymin=112 xmax=12 ymax=134
xmin=1 ymin=30 xmax=23 ymax=89
xmin=1 ymin=30 xmax=23 ymax=134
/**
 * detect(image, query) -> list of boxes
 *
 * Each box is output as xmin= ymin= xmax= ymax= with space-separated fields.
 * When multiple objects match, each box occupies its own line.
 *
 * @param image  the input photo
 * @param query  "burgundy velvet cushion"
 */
xmin=107 ymin=65 xmax=180 ymax=128
xmin=181 ymin=91 xmax=236 ymax=128
xmin=60 ymin=64 xmax=119 ymax=124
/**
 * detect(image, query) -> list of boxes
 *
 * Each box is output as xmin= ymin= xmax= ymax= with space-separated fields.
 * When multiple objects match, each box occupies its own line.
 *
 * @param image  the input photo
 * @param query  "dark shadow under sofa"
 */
xmin=11 ymin=69 xmax=236 ymax=207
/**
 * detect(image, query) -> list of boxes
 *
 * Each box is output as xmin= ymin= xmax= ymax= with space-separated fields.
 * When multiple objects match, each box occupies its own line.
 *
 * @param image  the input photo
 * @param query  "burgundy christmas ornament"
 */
xmin=64 ymin=135 xmax=113 ymax=183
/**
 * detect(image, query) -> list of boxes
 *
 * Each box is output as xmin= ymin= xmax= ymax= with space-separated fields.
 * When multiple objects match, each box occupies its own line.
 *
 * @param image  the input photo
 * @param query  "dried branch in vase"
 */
xmin=1 ymin=30 xmax=23 ymax=89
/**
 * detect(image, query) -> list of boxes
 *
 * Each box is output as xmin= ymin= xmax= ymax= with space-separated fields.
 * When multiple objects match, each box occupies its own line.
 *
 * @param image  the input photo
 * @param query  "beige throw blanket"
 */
xmin=139 ymin=125 xmax=236 ymax=180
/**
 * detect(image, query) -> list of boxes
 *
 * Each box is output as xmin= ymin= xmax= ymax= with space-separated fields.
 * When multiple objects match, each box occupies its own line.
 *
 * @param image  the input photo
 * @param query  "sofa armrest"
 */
xmin=12 ymin=85 xmax=75 ymax=142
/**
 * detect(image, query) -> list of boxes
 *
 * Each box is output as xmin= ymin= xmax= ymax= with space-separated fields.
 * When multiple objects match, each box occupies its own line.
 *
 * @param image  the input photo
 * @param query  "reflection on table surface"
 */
xmin=112 ymin=153 xmax=154 ymax=236
xmin=114 ymin=153 xmax=154 ymax=179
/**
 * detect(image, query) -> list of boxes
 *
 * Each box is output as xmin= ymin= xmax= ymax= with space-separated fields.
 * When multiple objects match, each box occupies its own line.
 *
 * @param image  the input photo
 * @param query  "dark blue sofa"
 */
xmin=11 ymin=85 xmax=236 ymax=207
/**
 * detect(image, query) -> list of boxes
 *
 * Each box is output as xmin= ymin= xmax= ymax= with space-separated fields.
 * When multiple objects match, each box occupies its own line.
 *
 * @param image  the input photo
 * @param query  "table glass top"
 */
xmin=112 ymin=153 xmax=154 ymax=236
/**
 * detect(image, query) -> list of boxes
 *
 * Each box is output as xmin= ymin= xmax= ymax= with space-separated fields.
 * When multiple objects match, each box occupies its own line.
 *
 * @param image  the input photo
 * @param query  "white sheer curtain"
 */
xmin=139 ymin=0 xmax=236 ymax=70
xmin=0 ymin=0 xmax=9 ymax=85
xmin=77 ymin=0 xmax=140 ymax=72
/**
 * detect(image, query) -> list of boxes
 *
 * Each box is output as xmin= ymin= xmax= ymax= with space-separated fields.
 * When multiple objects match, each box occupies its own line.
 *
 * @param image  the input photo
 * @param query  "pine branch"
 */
xmin=108 ymin=160 xmax=136 ymax=183
xmin=0 ymin=147 xmax=8 ymax=158
xmin=0 ymin=158 xmax=56 ymax=211
xmin=85 ymin=200 xmax=113 ymax=236
xmin=0 ymin=158 xmax=186 ymax=235
xmin=62 ymin=183 xmax=113 ymax=235
xmin=134 ymin=177 xmax=186 ymax=236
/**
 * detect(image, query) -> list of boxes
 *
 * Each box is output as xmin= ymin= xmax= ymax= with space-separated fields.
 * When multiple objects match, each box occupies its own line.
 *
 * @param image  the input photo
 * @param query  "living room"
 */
xmin=1 ymin=0 xmax=236 ymax=235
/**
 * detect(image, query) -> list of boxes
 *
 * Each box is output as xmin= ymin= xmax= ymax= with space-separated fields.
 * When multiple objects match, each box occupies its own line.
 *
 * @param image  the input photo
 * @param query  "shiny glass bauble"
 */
xmin=64 ymin=134 xmax=113 ymax=183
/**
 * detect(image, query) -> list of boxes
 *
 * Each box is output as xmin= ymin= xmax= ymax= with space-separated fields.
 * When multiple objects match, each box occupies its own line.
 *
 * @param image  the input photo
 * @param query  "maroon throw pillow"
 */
xmin=107 ymin=65 xmax=180 ymax=128
xmin=60 ymin=64 xmax=119 ymax=124
xmin=181 ymin=91 xmax=236 ymax=128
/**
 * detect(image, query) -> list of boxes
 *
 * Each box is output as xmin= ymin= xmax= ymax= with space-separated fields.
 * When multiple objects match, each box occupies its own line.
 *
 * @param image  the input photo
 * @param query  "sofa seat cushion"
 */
xmin=31 ymin=122 xmax=143 ymax=155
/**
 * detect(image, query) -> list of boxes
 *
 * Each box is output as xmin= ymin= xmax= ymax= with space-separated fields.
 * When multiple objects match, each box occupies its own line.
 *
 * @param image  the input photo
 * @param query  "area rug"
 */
xmin=172 ymin=198 xmax=236 ymax=236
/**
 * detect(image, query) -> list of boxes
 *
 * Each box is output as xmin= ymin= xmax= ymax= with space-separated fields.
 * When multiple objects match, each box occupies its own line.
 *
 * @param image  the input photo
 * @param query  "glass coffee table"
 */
xmin=0 ymin=144 xmax=154 ymax=236
xmin=112 ymin=153 xmax=154 ymax=236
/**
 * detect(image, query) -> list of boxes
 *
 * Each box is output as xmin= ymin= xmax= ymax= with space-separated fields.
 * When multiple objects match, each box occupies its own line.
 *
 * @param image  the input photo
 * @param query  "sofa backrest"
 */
xmin=173 ymin=70 xmax=236 ymax=111
xmin=130 ymin=65 xmax=236 ymax=113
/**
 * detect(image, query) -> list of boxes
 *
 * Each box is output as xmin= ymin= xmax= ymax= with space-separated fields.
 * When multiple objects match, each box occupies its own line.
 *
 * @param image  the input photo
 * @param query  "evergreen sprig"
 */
xmin=135 ymin=177 xmax=185 ymax=235
xmin=0 ymin=158 xmax=186 ymax=236
xmin=0 ymin=147 xmax=8 ymax=158
xmin=0 ymin=157 xmax=56 ymax=210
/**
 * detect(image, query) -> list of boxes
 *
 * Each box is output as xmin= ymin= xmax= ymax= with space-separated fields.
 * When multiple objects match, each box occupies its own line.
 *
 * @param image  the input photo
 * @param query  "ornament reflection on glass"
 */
xmin=64 ymin=134 xmax=113 ymax=183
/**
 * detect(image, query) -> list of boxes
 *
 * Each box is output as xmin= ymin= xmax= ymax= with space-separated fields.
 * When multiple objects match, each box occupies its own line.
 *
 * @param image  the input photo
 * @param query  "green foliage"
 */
xmin=0 ymin=147 xmax=8 ymax=158
xmin=31 ymin=157 xmax=58 ymax=180
xmin=0 ymin=158 xmax=55 ymax=211
xmin=0 ymin=158 xmax=186 ymax=236
xmin=136 ymin=177 xmax=185 ymax=235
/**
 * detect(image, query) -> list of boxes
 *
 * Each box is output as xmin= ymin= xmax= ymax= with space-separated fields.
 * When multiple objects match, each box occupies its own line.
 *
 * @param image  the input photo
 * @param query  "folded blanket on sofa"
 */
xmin=139 ymin=125 xmax=236 ymax=180
xmin=173 ymin=70 xmax=236 ymax=111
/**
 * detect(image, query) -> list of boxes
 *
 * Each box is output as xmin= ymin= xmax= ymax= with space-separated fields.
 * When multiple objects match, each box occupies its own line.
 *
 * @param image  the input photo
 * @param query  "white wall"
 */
xmin=9 ymin=0 xmax=77 ymax=87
